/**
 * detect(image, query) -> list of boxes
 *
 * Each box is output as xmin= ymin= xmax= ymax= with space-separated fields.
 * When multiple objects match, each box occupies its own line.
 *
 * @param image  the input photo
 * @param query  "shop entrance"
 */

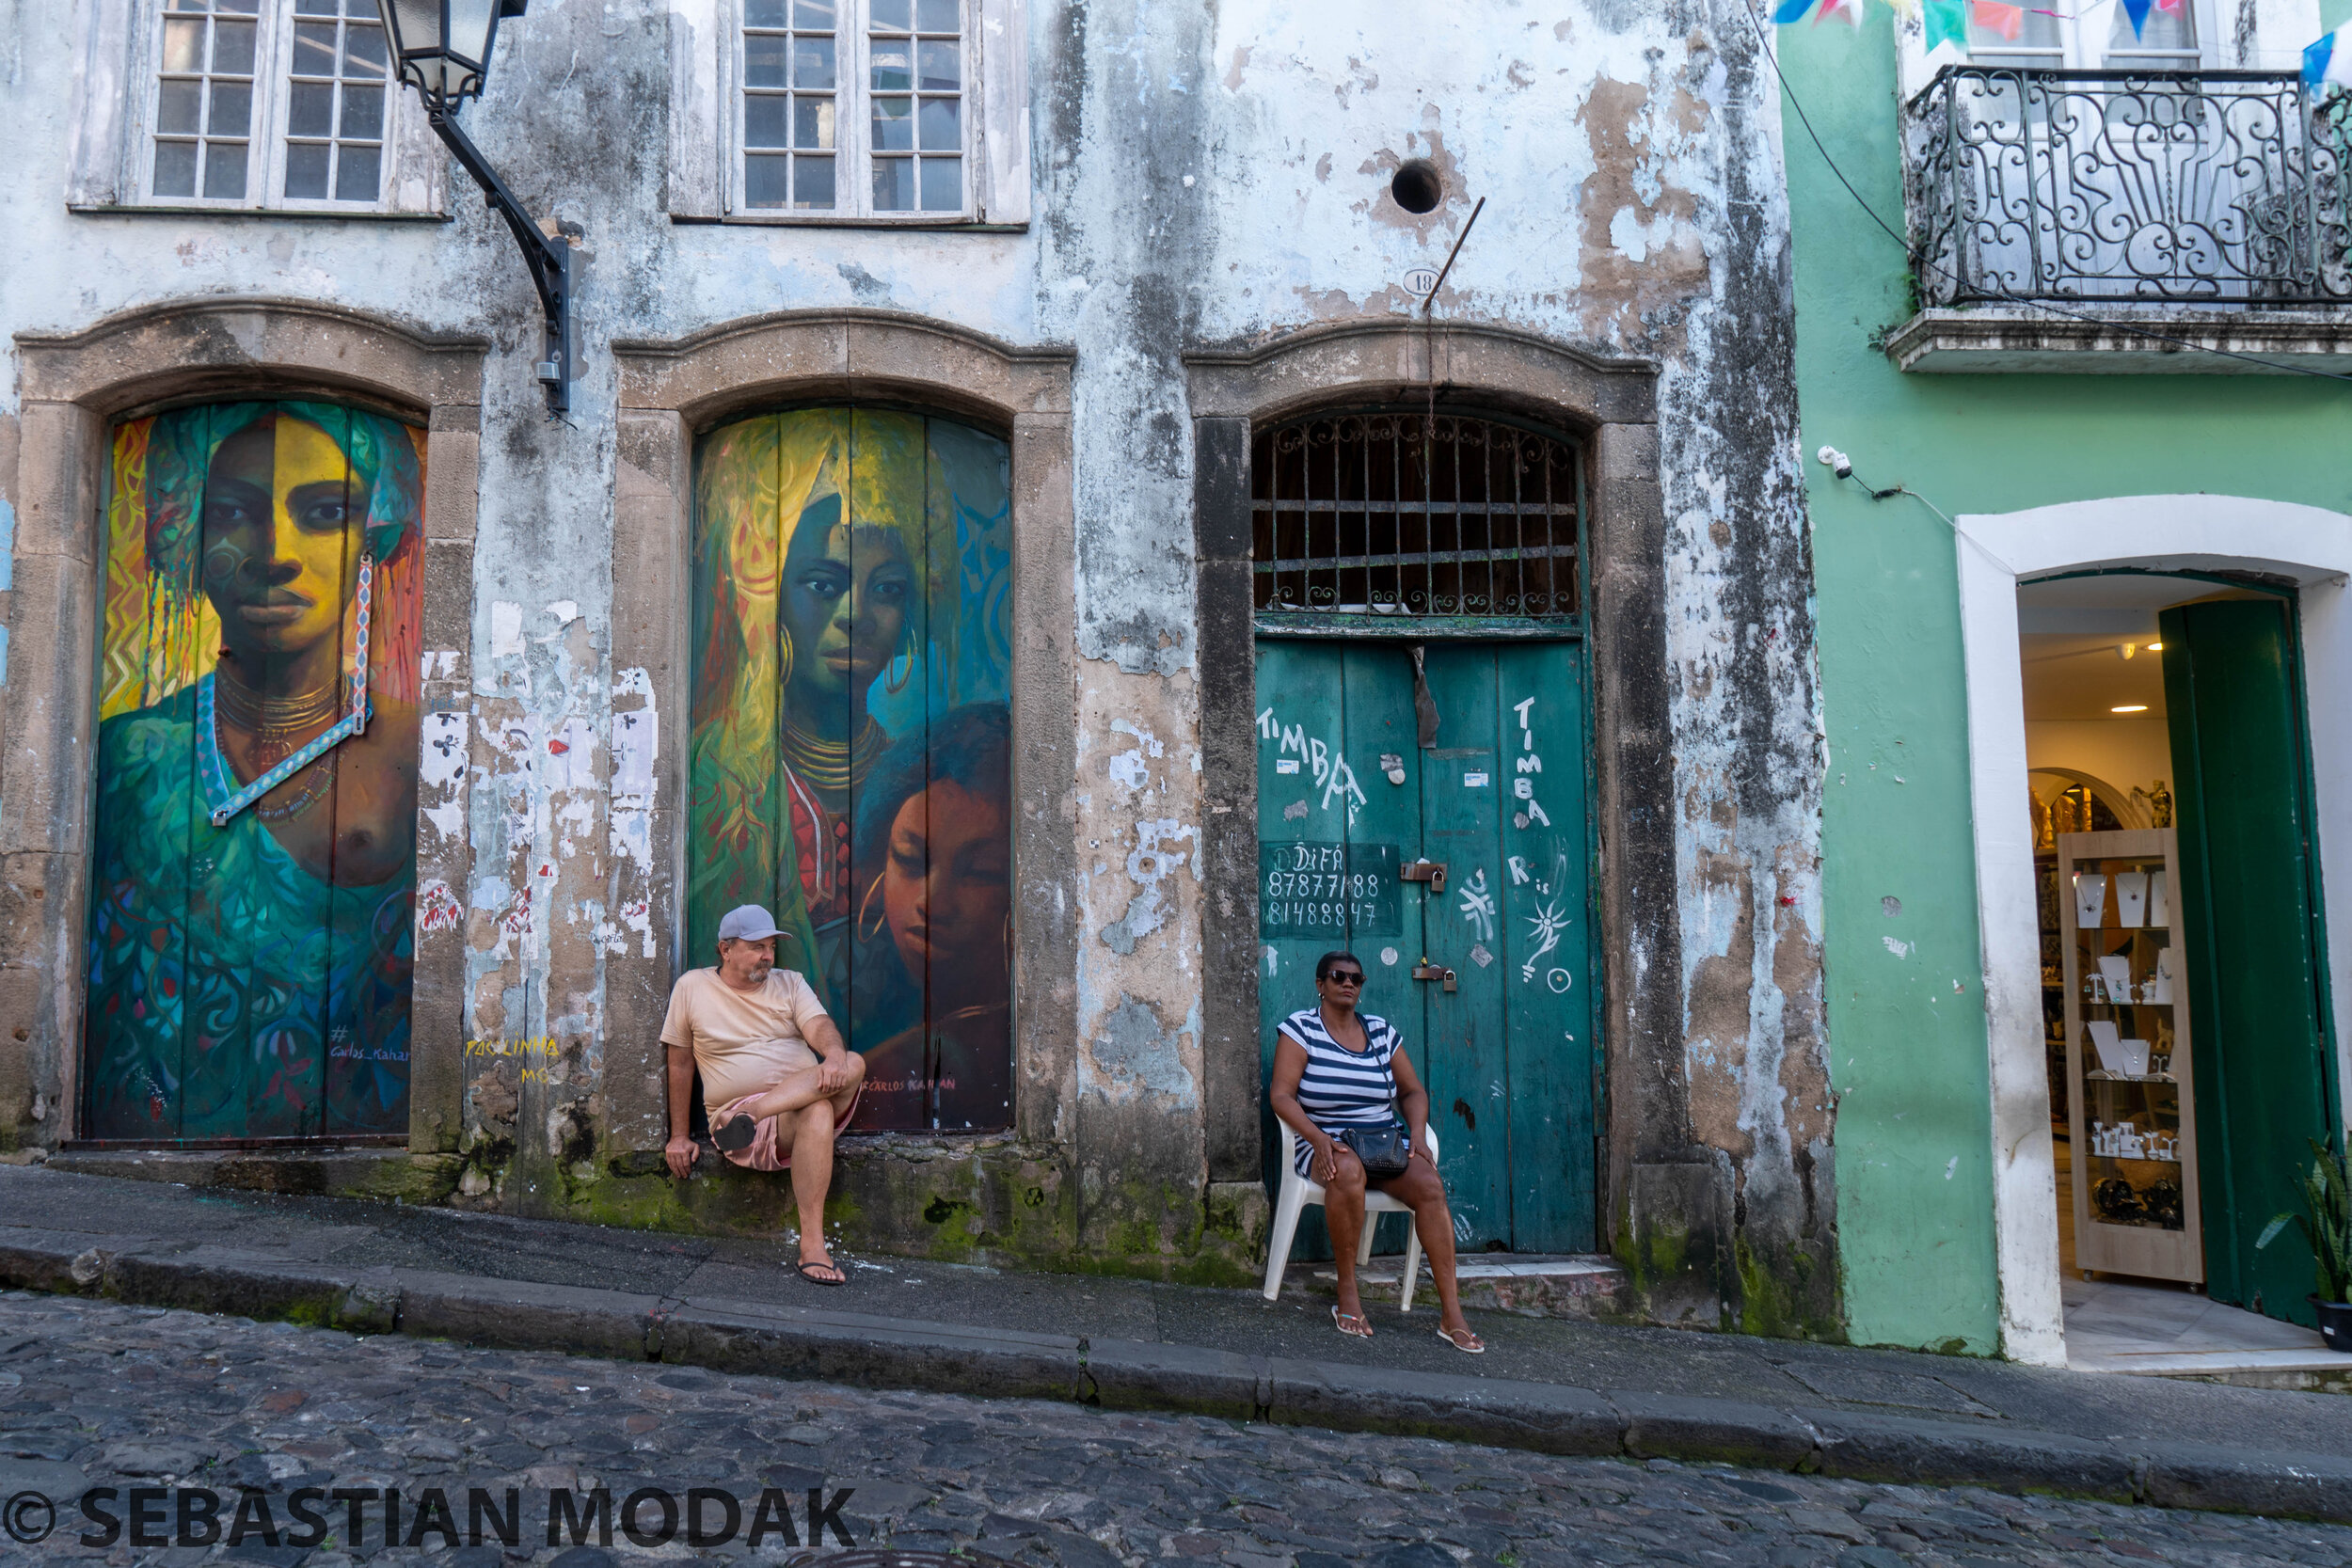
xmin=2018 ymin=574 xmax=2337 ymax=1327
xmin=1254 ymin=640 xmax=1597 ymax=1255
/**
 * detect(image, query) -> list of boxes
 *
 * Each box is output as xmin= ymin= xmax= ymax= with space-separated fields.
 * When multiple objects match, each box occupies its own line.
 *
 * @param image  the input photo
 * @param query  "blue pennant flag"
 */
xmin=2308 ymin=24 xmax=2352 ymax=90
xmin=1772 ymin=0 xmax=1818 ymax=20
xmin=2121 ymin=0 xmax=2151 ymax=38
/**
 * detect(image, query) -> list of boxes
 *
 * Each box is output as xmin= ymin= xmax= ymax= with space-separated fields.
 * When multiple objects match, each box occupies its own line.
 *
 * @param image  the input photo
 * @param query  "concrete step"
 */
xmin=1301 ymin=1252 xmax=1630 ymax=1320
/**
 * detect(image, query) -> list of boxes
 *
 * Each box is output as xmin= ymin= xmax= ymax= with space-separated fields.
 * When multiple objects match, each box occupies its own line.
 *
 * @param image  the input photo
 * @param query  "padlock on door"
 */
xmin=1412 ymin=958 xmax=1457 ymax=993
xmin=1400 ymin=859 xmax=1447 ymax=895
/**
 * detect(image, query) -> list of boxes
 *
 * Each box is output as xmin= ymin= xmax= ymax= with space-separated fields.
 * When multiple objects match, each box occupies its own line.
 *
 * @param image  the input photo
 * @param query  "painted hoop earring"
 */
xmin=779 ymin=628 xmax=796 ymax=689
xmin=856 ymin=875 xmax=890 ymax=943
xmin=882 ymin=646 xmax=914 ymax=695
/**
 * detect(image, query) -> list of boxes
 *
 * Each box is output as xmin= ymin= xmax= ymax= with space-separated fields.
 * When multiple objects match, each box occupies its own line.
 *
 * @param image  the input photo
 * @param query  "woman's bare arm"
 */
xmin=1390 ymin=1046 xmax=1436 ymax=1164
xmin=1267 ymin=1033 xmax=1338 ymax=1181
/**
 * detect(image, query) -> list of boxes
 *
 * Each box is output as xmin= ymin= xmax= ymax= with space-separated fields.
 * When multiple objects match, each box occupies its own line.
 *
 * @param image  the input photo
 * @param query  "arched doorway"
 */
xmin=83 ymin=399 xmax=427 ymax=1143
xmin=687 ymin=405 xmax=1015 ymax=1132
xmin=1251 ymin=407 xmax=1598 ymax=1256
xmin=1959 ymin=496 xmax=2352 ymax=1360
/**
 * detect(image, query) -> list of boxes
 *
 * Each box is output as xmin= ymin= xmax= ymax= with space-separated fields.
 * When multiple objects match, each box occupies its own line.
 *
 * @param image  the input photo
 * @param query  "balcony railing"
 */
xmin=1904 ymin=67 xmax=2352 ymax=308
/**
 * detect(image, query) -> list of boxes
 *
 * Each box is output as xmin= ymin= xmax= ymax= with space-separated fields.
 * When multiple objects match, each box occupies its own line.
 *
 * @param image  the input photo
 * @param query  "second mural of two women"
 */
xmin=690 ymin=409 xmax=1013 ymax=1131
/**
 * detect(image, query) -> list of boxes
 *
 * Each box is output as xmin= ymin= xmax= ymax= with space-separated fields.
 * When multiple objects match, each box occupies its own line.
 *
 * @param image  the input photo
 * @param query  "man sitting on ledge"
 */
xmin=662 ymin=904 xmax=867 ymax=1286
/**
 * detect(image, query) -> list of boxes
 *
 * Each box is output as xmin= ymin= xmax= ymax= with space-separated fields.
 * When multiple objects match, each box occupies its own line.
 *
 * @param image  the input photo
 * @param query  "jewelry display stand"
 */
xmin=2059 ymin=828 xmax=2202 ymax=1282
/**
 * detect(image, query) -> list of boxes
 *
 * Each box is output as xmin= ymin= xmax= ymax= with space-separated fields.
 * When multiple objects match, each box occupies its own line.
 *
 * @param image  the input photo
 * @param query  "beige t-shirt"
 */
xmin=660 ymin=967 xmax=834 ymax=1109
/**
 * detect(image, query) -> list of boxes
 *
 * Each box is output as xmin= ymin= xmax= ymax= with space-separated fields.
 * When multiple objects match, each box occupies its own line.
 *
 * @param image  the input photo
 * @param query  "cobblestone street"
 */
xmin=3 ymin=1292 xmax=2350 ymax=1567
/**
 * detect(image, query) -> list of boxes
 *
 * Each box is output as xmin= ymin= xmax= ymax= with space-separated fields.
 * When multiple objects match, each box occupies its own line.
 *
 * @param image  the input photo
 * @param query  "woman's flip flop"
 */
xmin=1436 ymin=1323 xmax=1486 ymax=1354
xmin=713 ymin=1114 xmax=757 ymax=1153
xmin=1331 ymin=1305 xmax=1374 ymax=1339
xmin=795 ymin=1258 xmax=846 ymax=1287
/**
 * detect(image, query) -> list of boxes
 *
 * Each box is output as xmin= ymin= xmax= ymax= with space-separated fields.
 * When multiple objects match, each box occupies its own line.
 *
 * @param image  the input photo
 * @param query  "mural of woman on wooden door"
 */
xmin=86 ymin=402 xmax=425 ymax=1142
xmin=689 ymin=408 xmax=1012 ymax=1131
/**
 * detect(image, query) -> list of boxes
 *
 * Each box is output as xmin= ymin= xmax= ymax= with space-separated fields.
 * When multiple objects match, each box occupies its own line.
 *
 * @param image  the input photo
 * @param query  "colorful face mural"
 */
xmin=87 ymin=402 xmax=425 ymax=1142
xmin=690 ymin=408 xmax=1012 ymax=1132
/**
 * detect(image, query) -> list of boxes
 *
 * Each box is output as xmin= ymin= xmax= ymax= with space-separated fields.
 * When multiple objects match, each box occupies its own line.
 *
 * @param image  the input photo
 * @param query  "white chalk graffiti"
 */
xmin=1522 ymin=899 xmax=1566 ymax=983
xmin=1510 ymin=696 xmax=1552 ymax=831
xmin=1457 ymin=867 xmax=1496 ymax=944
xmin=1256 ymin=705 xmax=1366 ymax=825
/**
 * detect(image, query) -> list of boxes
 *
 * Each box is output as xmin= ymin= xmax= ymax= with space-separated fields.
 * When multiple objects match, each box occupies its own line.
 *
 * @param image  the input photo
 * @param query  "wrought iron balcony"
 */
xmin=1904 ymin=67 xmax=2352 ymax=309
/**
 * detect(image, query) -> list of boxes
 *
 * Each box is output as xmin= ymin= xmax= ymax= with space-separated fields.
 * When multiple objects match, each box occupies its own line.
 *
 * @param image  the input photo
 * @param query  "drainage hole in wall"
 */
xmin=1391 ymin=159 xmax=1444 ymax=214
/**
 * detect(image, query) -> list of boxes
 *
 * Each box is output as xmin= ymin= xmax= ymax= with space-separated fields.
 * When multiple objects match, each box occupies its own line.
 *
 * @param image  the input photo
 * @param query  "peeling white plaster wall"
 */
xmin=1 ymin=0 xmax=1827 ymax=1263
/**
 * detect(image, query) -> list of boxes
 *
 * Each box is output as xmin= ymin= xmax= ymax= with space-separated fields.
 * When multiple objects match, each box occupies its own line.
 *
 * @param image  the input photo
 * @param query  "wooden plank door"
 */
xmin=1257 ymin=638 xmax=1597 ymax=1257
xmin=1494 ymin=641 xmax=1598 ymax=1251
xmin=1255 ymin=639 xmax=1420 ymax=1260
xmin=2161 ymin=597 xmax=2337 ymax=1323
xmin=1419 ymin=643 xmax=1597 ymax=1254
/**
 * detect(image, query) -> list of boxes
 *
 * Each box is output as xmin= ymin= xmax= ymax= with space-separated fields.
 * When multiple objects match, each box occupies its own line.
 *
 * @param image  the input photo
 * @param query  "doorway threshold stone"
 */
xmin=2064 ymin=1275 xmax=2351 ymax=1393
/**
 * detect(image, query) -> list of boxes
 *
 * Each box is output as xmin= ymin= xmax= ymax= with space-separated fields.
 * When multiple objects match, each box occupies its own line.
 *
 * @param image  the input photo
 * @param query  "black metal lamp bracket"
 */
xmin=426 ymin=107 xmax=570 ymax=415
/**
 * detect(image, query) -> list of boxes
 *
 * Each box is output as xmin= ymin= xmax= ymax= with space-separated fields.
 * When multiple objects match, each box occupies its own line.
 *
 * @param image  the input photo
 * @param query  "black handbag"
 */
xmin=1340 ymin=1125 xmax=1413 ymax=1179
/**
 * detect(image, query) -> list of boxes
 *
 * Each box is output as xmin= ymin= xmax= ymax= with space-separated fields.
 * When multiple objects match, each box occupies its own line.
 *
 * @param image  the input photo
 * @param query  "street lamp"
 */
xmin=374 ymin=0 xmax=572 ymax=414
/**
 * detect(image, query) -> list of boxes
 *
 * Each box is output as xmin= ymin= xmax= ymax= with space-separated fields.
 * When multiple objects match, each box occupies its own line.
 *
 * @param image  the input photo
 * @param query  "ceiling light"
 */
xmin=2146 ymin=641 xmax=2164 ymax=651
xmin=2112 ymin=705 xmax=2149 ymax=714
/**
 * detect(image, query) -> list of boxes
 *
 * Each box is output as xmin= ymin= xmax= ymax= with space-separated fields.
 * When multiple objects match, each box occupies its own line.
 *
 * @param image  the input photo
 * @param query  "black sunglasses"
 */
xmin=1325 ymin=971 xmax=1365 ymax=986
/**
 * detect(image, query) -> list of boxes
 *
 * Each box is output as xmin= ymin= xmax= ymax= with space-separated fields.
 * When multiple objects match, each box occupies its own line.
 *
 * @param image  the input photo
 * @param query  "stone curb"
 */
xmin=6 ymin=1229 xmax=2351 ymax=1524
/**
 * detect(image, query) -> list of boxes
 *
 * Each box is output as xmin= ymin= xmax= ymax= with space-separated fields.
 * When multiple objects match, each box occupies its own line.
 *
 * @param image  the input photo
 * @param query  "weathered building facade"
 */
xmin=0 ymin=0 xmax=1835 ymax=1333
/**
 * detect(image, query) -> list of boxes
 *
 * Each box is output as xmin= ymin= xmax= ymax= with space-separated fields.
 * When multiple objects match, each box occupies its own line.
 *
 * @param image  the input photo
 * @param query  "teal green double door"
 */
xmin=1256 ymin=639 xmax=1597 ymax=1254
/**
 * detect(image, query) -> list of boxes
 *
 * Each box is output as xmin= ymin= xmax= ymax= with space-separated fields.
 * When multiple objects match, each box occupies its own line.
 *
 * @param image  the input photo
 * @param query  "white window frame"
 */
xmin=68 ymin=0 xmax=444 ymax=215
xmin=1899 ymin=0 xmax=2230 ymax=97
xmin=669 ymin=0 xmax=1028 ymax=225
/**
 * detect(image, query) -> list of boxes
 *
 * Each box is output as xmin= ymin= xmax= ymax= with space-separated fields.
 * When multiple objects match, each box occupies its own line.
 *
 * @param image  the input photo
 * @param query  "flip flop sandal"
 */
xmin=794 ymin=1259 xmax=846 ymax=1287
xmin=713 ymin=1114 xmax=758 ymax=1153
xmin=1331 ymin=1305 xmax=1374 ymax=1339
xmin=1436 ymin=1324 xmax=1486 ymax=1354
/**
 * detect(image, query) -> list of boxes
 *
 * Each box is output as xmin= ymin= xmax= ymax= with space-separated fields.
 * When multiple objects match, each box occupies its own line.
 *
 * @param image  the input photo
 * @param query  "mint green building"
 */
xmin=1781 ymin=1 xmax=2352 ymax=1362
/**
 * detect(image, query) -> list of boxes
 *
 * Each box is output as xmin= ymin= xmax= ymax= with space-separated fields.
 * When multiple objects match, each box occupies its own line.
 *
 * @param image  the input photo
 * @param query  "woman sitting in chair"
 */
xmin=1268 ymin=950 xmax=1485 ymax=1353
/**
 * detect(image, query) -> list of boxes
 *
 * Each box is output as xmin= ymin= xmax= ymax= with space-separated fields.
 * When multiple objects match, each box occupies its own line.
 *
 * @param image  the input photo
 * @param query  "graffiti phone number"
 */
xmin=1259 ymin=841 xmax=1399 ymax=937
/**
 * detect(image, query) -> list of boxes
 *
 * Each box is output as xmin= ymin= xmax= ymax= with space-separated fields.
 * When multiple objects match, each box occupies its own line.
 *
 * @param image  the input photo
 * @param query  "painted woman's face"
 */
xmin=883 ymin=777 xmax=1011 ymax=1005
xmin=200 ymin=418 xmax=367 ymax=658
xmin=780 ymin=520 xmax=915 ymax=705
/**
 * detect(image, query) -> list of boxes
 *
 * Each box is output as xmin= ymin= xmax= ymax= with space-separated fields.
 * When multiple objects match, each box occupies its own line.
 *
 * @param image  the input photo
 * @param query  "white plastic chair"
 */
xmin=1261 ymin=1122 xmax=1438 ymax=1312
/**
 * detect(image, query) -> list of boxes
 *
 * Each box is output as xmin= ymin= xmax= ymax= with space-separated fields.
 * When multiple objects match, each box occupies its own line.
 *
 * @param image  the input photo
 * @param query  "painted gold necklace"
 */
xmin=783 ymin=715 xmax=886 ymax=794
xmin=214 ymin=668 xmax=343 ymax=772
xmin=199 ymin=552 xmax=375 ymax=829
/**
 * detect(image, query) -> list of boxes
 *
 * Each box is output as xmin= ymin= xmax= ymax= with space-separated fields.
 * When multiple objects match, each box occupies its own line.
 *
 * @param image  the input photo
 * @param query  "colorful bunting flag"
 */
xmin=1769 ymin=0 xmax=1921 ymax=22
xmin=2120 ymin=0 xmax=2150 ymax=37
xmin=1971 ymin=0 xmax=2024 ymax=41
xmin=1925 ymin=0 xmax=1968 ymax=51
xmin=2307 ymin=23 xmax=2352 ymax=92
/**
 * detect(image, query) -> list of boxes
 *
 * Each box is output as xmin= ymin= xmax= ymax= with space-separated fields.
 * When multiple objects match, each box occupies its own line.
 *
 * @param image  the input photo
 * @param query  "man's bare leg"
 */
xmin=771 ymin=1076 xmax=863 ymax=1283
xmin=730 ymin=1062 xmax=837 ymax=1124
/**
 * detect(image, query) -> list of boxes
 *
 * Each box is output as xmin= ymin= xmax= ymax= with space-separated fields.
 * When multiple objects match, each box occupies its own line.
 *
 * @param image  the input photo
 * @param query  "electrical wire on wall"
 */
xmin=1814 ymin=443 xmax=1957 ymax=530
xmin=1736 ymin=0 xmax=2352 ymax=385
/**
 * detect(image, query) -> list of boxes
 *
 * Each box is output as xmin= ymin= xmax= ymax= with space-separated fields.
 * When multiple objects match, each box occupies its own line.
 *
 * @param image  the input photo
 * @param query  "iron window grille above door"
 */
xmin=1250 ymin=411 xmax=1582 ymax=630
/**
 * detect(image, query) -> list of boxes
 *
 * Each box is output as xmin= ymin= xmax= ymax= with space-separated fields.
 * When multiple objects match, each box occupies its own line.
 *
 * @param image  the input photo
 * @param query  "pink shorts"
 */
xmin=710 ymin=1084 xmax=863 ymax=1172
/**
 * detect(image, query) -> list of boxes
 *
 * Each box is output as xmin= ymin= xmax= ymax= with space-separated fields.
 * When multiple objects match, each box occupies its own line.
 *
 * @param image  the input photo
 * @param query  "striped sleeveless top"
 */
xmin=1279 ymin=1006 xmax=1404 ymax=1175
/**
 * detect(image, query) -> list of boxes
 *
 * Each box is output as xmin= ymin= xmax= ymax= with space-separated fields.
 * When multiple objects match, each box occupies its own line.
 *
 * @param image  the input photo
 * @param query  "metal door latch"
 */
xmin=1400 ymin=859 xmax=1447 ymax=895
xmin=1412 ymin=959 xmax=1457 ymax=993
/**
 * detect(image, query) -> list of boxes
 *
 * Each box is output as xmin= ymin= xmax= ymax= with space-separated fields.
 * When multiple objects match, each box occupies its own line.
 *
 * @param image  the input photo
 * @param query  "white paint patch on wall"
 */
xmin=490 ymin=601 xmax=526 ymax=658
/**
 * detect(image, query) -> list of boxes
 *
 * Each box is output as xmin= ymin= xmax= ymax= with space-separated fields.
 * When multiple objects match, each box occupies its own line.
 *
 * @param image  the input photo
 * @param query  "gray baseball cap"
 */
xmin=716 ymin=905 xmax=784 ymax=943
